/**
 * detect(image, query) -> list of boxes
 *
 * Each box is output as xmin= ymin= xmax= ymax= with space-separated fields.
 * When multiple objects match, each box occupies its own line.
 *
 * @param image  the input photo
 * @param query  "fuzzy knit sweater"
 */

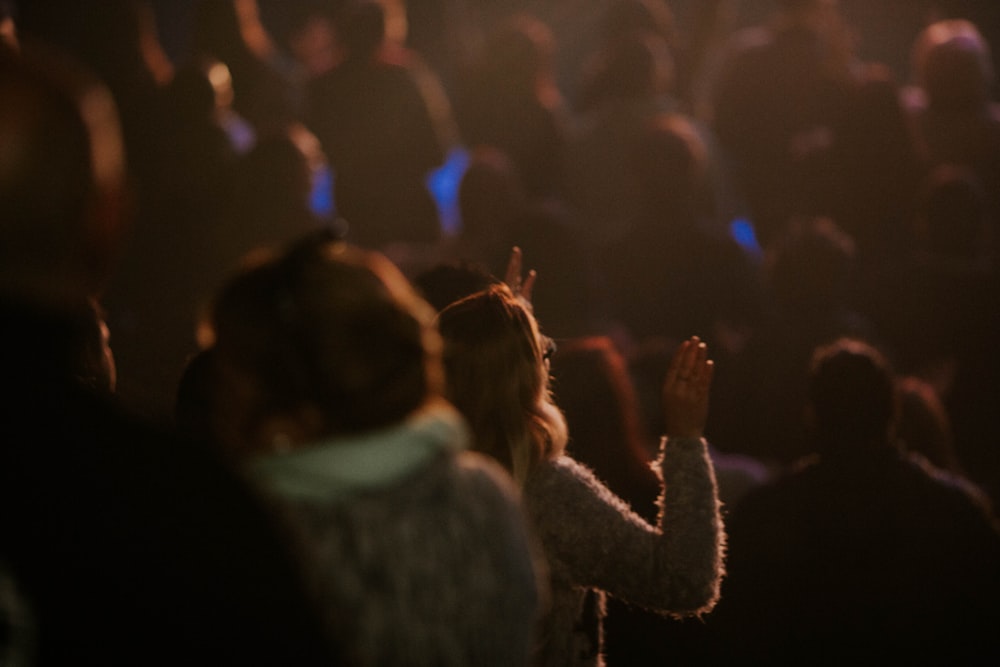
xmin=523 ymin=435 xmax=726 ymax=667
xmin=250 ymin=405 xmax=542 ymax=666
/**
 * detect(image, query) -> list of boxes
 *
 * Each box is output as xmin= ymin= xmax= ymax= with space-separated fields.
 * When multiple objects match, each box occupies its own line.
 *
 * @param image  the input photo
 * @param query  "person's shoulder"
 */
xmin=901 ymin=451 xmax=999 ymax=520
xmin=524 ymin=455 xmax=630 ymax=515
xmin=451 ymin=449 xmax=521 ymax=497
xmin=529 ymin=455 xmax=599 ymax=485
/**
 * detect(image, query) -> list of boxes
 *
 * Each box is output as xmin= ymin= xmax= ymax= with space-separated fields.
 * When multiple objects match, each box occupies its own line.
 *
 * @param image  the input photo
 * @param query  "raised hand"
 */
xmin=504 ymin=246 xmax=537 ymax=309
xmin=662 ymin=336 xmax=714 ymax=439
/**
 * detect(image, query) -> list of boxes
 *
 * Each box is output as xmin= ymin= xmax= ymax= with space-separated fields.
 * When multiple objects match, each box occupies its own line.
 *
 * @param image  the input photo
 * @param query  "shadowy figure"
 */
xmin=572 ymin=0 xmax=678 ymax=114
xmin=448 ymin=147 xmax=605 ymax=338
xmin=103 ymin=54 xmax=244 ymax=420
xmin=283 ymin=2 xmax=341 ymax=83
xmin=163 ymin=55 xmax=251 ymax=156
xmin=0 ymin=39 xmax=337 ymax=665
xmin=224 ymin=122 xmax=334 ymax=264
xmin=198 ymin=236 xmax=541 ymax=666
xmin=857 ymin=162 xmax=1000 ymax=506
xmin=16 ymin=0 xmax=173 ymax=187
xmin=449 ymin=146 xmax=530 ymax=272
xmin=438 ymin=279 xmax=725 ymax=667
xmin=305 ymin=0 xmax=453 ymax=248
xmin=823 ymin=63 xmax=924 ymax=267
xmin=453 ymin=12 xmax=569 ymax=200
xmin=562 ymin=27 xmax=677 ymax=251
xmin=403 ymin=0 xmax=477 ymax=95
xmin=905 ymin=17 xmax=1000 ymax=253
xmin=190 ymin=0 xmax=297 ymax=136
xmin=711 ymin=216 xmax=877 ymax=467
xmin=860 ymin=164 xmax=994 ymax=380
xmin=600 ymin=112 xmax=761 ymax=351
xmin=707 ymin=338 xmax=1000 ymax=664
xmin=411 ymin=259 xmax=500 ymax=313
xmin=709 ymin=0 xmax=859 ymax=247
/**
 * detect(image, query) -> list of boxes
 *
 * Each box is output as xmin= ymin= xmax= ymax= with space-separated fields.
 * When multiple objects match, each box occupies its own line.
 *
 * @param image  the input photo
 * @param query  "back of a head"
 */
xmin=207 ymin=235 xmax=440 ymax=454
xmin=193 ymin=0 xmax=253 ymax=63
xmin=457 ymin=146 xmax=526 ymax=243
xmin=913 ymin=19 xmax=995 ymax=111
xmin=581 ymin=32 xmax=674 ymax=106
xmin=765 ymin=217 xmax=855 ymax=311
xmin=807 ymin=338 xmax=897 ymax=452
xmin=437 ymin=284 xmax=564 ymax=483
xmin=437 ymin=285 xmax=542 ymax=433
xmin=480 ymin=13 xmax=554 ymax=94
xmin=632 ymin=113 xmax=709 ymax=222
xmin=0 ymin=41 xmax=126 ymax=307
xmin=336 ymin=1 xmax=386 ymax=61
xmin=238 ymin=125 xmax=323 ymax=215
xmin=412 ymin=260 xmax=499 ymax=313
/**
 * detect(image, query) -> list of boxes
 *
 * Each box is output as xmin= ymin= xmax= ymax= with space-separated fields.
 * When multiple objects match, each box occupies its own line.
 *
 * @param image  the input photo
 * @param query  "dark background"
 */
xmin=144 ymin=0 xmax=1000 ymax=92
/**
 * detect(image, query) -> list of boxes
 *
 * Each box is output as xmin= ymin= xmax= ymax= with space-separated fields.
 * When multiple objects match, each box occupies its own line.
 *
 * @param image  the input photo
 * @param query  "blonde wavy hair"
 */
xmin=437 ymin=284 xmax=567 ymax=486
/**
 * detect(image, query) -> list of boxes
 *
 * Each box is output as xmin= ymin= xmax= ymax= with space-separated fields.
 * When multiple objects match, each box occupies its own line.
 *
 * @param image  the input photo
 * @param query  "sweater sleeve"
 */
xmin=524 ymin=436 xmax=725 ymax=617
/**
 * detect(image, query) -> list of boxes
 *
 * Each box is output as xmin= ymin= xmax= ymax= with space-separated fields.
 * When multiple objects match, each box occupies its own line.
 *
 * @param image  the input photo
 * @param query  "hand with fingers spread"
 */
xmin=504 ymin=246 xmax=537 ymax=310
xmin=662 ymin=336 xmax=715 ymax=439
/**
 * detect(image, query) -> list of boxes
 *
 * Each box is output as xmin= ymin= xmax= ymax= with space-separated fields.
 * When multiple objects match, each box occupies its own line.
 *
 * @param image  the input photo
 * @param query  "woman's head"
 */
xmin=437 ymin=284 xmax=565 ymax=484
xmin=204 ymin=235 xmax=441 ymax=457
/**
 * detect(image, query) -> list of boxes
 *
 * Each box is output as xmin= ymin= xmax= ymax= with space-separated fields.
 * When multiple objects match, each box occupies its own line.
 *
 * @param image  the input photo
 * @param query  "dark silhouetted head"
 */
xmin=913 ymin=19 xmax=995 ymax=112
xmin=412 ymin=260 xmax=499 ymax=313
xmin=335 ymin=1 xmax=386 ymax=61
xmin=807 ymin=338 xmax=897 ymax=453
xmin=205 ymin=235 xmax=441 ymax=457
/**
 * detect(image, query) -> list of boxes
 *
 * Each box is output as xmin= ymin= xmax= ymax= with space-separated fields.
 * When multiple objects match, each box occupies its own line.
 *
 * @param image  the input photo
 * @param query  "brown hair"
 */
xmin=437 ymin=284 xmax=566 ymax=485
xmin=206 ymin=235 xmax=441 ymax=454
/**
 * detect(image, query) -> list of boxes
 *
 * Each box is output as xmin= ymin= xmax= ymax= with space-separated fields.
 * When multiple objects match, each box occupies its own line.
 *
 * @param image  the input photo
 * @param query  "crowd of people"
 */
xmin=2 ymin=0 xmax=1000 ymax=664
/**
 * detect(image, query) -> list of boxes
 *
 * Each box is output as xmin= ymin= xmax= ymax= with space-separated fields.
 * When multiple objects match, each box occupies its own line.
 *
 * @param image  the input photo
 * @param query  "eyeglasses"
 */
xmin=541 ymin=336 xmax=557 ymax=363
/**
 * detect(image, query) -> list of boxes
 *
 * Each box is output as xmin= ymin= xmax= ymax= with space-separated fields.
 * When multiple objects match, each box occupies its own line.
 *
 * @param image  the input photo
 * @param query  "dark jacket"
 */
xmin=709 ymin=444 xmax=1000 ymax=664
xmin=0 ymin=300 xmax=338 ymax=665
